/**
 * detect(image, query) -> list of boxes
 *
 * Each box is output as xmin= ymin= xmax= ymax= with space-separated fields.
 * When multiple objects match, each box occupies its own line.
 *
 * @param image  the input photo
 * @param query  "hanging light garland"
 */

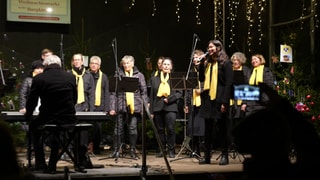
xmin=246 ymin=0 xmax=266 ymax=52
xmin=314 ymin=0 xmax=319 ymax=29
xmin=257 ymin=0 xmax=266 ymax=45
xmin=246 ymin=0 xmax=254 ymax=52
xmin=228 ymin=0 xmax=240 ymax=47
xmin=300 ymin=0 xmax=306 ymax=30
xmin=299 ymin=0 xmax=319 ymax=32
xmin=195 ymin=0 xmax=202 ymax=25
xmin=129 ymin=0 xmax=135 ymax=10
xmin=214 ymin=0 xmax=224 ymax=41
xmin=126 ymin=0 xmax=203 ymax=25
xmin=152 ymin=0 xmax=157 ymax=17
xmin=176 ymin=0 xmax=181 ymax=22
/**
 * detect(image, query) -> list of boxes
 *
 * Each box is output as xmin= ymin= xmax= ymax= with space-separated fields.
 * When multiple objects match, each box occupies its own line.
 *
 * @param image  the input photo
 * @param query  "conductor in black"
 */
xmin=25 ymin=55 xmax=78 ymax=173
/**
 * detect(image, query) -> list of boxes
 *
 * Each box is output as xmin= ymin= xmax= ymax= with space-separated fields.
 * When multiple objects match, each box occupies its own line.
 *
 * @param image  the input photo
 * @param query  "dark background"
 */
xmin=0 ymin=0 xmax=319 ymax=83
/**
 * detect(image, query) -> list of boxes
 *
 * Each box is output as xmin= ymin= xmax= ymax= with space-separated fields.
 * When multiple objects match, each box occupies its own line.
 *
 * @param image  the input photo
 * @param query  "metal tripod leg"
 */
xmin=170 ymin=136 xmax=202 ymax=162
xmin=177 ymin=136 xmax=192 ymax=157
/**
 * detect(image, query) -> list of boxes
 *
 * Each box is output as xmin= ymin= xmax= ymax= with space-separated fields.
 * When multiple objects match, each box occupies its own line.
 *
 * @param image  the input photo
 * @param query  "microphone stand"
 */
xmin=98 ymin=38 xmax=124 ymax=162
xmin=60 ymin=34 xmax=65 ymax=70
xmin=112 ymin=38 xmax=124 ymax=161
xmin=113 ymin=38 xmax=121 ymax=81
xmin=0 ymin=60 xmax=6 ymax=113
xmin=172 ymin=34 xmax=202 ymax=162
xmin=185 ymin=34 xmax=199 ymax=81
xmin=0 ymin=60 xmax=6 ymax=86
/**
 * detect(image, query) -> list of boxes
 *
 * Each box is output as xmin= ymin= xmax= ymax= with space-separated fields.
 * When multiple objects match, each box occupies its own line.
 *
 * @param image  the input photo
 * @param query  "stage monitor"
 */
xmin=6 ymin=0 xmax=71 ymax=24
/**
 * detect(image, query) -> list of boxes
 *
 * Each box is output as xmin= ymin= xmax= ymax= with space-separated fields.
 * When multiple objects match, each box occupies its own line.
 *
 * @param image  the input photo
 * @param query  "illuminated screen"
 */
xmin=6 ymin=0 xmax=71 ymax=24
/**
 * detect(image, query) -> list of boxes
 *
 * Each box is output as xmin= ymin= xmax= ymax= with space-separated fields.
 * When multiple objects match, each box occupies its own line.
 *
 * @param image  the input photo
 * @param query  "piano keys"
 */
xmin=1 ymin=111 xmax=111 ymax=122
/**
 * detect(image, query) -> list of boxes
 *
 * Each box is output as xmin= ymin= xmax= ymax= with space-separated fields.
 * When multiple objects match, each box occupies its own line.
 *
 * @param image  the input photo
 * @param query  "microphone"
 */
xmin=196 ymin=52 xmax=209 ymax=62
xmin=194 ymin=33 xmax=200 ymax=41
xmin=111 ymin=38 xmax=116 ymax=47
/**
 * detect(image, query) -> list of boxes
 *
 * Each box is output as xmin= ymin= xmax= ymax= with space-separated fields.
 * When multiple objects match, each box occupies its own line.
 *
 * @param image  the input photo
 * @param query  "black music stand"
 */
xmin=169 ymin=72 xmax=202 ymax=162
xmin=110 ymin=76 xmax=140 ymax=93
xmin=99 ymin=76 xmax=139 ymax=161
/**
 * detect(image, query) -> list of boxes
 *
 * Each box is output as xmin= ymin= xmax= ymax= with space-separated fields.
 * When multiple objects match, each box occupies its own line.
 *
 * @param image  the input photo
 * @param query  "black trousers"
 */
xmin=154 ymin=111 xmax=176 ymax=150
xmin=203 ymin=114 xmax=229 ymax=158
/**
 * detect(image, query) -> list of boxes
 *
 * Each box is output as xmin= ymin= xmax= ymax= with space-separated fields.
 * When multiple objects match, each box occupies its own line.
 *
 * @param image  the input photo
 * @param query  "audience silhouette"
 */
xmin=233 ymin=83 xmax=320 ymax=180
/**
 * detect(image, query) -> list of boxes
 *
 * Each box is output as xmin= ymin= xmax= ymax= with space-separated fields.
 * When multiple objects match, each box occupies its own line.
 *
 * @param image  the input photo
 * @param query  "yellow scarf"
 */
xmin=193 ymin=89 xmax=201 ymax=107
xmin=94 ymin=70 xmax=102 ymax=106
xmin=154 ymin=70 xmax=158 ymax=77
xmin=230 ymin=99 xmax=242 ymax=106
xmin=72 ymin=68 xmax=86 ymax=104
xmin=249 ymin=65 xmax=264 ymax=85
xmin=157 ymin=71 xmax=170 ymax=97
xmin=192 ymin=70 xmax=201 ymax=107
xmin=203 ymin=62 xmax=218 ymax=100
xmin=125 ymin=69 xmax=134 ymax=114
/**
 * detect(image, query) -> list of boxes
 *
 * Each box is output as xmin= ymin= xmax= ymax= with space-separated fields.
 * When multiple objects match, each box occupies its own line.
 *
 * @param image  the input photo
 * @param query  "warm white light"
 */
xmin=46 ymin=7 xmax=53 ymax=13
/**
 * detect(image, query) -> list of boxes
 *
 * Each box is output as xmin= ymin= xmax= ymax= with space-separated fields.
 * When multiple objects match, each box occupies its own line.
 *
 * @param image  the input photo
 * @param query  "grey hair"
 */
xmin=90 ymin=56 xmax=101 ymax=65
xmin=43 ymin=55 xmax=62 ymax=67
xmin=121 ymin=55 xmax=135 ymax=64
xmin=231 ymin=52 xmax=247 ymax=64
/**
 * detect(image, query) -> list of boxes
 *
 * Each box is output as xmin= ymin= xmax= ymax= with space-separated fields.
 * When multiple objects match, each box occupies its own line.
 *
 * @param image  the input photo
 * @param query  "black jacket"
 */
xmin=149 ymin=72 xmax=183 ymax=114
xmin=25 ymin=64 xmax=78 ymax=124
xmin=90 ymin=70 xmax=110 ymax=112
xmin=109 ymin=66 xmax=148 ymax=113
xmin=198 ymin=59 xmax=234 ymax=119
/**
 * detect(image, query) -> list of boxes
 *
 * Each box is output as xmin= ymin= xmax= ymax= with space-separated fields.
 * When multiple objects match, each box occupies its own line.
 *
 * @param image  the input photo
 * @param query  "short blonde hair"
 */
xmin=252 ymin=54 xmax=266 ymax=65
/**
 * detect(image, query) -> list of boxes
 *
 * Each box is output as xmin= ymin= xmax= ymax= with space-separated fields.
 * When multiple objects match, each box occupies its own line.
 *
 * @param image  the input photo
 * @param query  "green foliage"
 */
xmin=7 ymin=122 xmax=27 ymax=147
xmin=274 ymin=60 xmax=320 ymax=134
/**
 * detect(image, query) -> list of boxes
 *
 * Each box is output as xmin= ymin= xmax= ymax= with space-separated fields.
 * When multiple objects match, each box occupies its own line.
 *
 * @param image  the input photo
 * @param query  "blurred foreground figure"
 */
xmin=0 ymin=121 xmax=36 ymax=180
xmin=233 ymin=83 xmax=320 ymax=180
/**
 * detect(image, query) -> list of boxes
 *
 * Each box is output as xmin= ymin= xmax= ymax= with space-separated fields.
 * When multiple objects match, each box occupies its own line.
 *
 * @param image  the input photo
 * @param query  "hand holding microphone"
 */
xmin=194 ymin=52 xmax=209 ymax=63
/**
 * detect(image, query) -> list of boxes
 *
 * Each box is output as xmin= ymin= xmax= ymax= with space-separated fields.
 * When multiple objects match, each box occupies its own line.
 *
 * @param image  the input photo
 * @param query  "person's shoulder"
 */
xmin=263 ymin=66 xmax=273 ymax=73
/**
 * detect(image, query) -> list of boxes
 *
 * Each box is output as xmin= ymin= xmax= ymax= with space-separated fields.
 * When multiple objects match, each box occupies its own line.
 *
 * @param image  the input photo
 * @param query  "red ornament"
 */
xmin=310 ymin=101 xmax=315 ymax=105
xmin=311 ymin=116 xmax=316 ymax=122
xmin=317 ymin=114 xmax=320 ymax=120
xmin=306 ymin=95 xmax=311 ymax=99
xmin=305 ymin=107 xmax=310 ymax=112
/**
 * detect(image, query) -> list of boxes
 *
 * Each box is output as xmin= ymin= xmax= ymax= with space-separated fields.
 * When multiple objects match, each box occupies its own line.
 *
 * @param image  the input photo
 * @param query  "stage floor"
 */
xmin=17 ymin=147 xmax=246 ymax=180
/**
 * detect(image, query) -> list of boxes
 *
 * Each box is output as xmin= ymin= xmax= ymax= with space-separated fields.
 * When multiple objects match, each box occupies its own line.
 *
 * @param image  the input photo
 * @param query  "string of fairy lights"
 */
xmin=228 ymin=0 xmax=240 ymax=47
xmin=312 ymin=0 xmax=319 ymax=30
xmin=245 ymin=0 xmax=254 ymax=49
xmin=213 ymin=0 xmax=223 ymax=42
xmin=176 ymin=0 xmax=181 ymax=22
xmin=123 ymin=0 xmax=318 ymax=51
xmin=195 ymin=0 xmax=202 ymax=25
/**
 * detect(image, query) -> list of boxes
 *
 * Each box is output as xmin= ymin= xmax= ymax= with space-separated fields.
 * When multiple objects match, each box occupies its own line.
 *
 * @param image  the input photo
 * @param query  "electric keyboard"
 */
xmin=1 ymin=111 xmax=111 ymax=122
